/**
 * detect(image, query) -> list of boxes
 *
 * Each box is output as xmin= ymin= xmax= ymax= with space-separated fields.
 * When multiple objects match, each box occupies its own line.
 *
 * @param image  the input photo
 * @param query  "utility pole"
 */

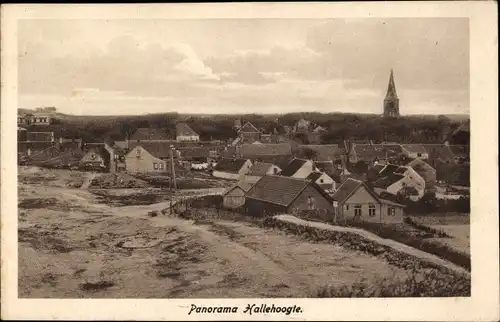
xmin=170 ymin=145 xmax=177 ymax=191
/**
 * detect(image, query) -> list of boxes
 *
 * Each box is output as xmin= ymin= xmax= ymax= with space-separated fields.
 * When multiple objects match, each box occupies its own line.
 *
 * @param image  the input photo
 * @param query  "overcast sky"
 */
xmin=18 ymin=18 xmax=469 ymax=116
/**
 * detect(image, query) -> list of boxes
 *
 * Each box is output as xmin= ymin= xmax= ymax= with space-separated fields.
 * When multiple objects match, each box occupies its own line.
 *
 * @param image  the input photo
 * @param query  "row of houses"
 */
xmin=223 ymin=175 xmax=405 ymax=224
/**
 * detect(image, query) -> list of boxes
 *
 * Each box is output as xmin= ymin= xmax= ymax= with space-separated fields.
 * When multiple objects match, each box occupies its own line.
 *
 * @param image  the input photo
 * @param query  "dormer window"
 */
xmin=136 ymin=148 xmax=141 ymax=157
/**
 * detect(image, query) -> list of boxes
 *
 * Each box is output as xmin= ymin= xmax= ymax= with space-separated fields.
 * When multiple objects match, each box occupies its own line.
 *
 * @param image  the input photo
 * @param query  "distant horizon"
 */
xmin=19 ymin=18 xmax=469 ymax=116
xmin=17 ymin=107 xmax=470 ymax=118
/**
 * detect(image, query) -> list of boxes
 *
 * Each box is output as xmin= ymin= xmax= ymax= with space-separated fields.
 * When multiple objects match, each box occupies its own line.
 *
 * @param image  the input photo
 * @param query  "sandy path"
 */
xmin=275 ymin=215 xmax=470 ymax=276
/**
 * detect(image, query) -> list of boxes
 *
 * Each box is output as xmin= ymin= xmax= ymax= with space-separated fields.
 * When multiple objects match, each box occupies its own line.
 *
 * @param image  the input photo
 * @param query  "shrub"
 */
xmin=314 ymin=269 xmax=470 ymax=297
xmin=404 ymin=216 xmax=450 ymax=238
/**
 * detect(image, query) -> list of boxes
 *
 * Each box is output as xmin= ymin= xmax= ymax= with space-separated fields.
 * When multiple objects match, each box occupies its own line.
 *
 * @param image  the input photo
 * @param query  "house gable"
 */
xmin=344 ymin=185 xmax=380 ymax=205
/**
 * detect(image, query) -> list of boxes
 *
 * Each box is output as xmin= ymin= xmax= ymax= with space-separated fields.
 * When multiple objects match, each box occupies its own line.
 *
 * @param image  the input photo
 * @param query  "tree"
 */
xmin=294 ymin=147 xmax=318 ymax=160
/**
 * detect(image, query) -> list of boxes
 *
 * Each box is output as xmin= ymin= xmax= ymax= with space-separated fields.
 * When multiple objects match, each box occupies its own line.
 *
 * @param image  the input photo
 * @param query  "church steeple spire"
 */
xmin=383 ymin=69 xmax=400 ymax=117
xmin=385 ymin=69 xmax=398 ymax=100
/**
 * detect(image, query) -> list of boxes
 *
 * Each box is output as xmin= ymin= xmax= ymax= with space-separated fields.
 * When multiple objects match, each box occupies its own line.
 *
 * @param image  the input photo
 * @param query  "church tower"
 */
xmin=383 ymin=69 xmax=400 ymax=117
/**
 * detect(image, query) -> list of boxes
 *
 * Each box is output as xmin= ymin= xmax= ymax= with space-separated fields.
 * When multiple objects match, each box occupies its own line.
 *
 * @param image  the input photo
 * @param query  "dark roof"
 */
xmin=394 ymin=166 xmax=408 ymax=175
xmin=238 ymin=143 xmax=292 ymax=157
xmin=129 ymin=128 xmax=173 ymax=141
xmin=372 ymin=173 xmax=405 ymax=189
xmin=224 ymin=181 xmax=253 ymax=195
xmin=176 ymin=123 xmax=199 ymax=137
xmin=26 ymin=132 xmax=53 ymax=142
xmin=296 ymin=144 xmax=339 ymax=161
xmin=401 ymin=144 xmax=427 ymax=154
xmin=448 ymin=145 xmax=469 ymax=158
xmin=306 ymin=172 xmax=323 ymax=182
xmin=280 ymin=158 xmax=308 ymax=177
xmin=452 ymin=123 xmax=470 ymax=136
xmin=248 ymin=162 xmax=276 ymax=176
xmin=177 ymin=147 xmax=211 ymax=159
xmin=332 ymin=178 xmax=363 ymax=203
xmin=422 ymin=144 xmax=455 ymax=162
xmin=352 ymin=144 xmax=387 ymax=159
xmin=129 ymin=141 xmax=173 ymax=159
xmin=371 ymin=164 xmax=386 ymax=173
xmin=246 ymin=175 xmax=329 ymax=207
xmin=239 ymin=122 xmax=260 ymax=133
xmin=315 ymin=161 xmax=337 ymax=176
xmin=378 ymin=164 xmax=400 ymax=176
xmin=213 ymin=158 xmax=249 ymax=173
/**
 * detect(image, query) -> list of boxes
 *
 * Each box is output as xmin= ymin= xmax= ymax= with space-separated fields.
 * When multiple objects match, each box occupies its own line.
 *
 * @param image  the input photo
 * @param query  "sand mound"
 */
xmin=89 ymin=173 xmax=150 ymax=189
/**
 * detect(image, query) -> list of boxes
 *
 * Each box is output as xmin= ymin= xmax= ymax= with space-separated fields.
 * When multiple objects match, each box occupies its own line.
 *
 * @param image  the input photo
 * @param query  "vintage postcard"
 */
xmin=1 ymin=2 xmax=498 ymax=321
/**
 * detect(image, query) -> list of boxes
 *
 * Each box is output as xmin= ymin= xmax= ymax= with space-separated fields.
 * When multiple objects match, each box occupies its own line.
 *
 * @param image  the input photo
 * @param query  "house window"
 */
xmin=369 ymin=204 xmax=376 ymax=217
xmin=159 ymin=163 xmax=164 ymax=170
xmin=320 ymin=179 xmax=324 ymax=183
xmin=136 ymin=148 xmax=141 ymax=157
xmin=417 ymin=153 xmax=422 ymax=157
xmin=273 ymin=168 xmax=278 ymax=174
xmin=345 ymin=205 xmax=349 ymax=211
xmin=307 ymin=196 xmax=315 ymax=210
xmin=354 ymin=205 xmax=362 ymax=216
xmin=153 ymin=162 xmax=158 ymax=170
xmin=388 ymin=207 xmax=396 ymax=216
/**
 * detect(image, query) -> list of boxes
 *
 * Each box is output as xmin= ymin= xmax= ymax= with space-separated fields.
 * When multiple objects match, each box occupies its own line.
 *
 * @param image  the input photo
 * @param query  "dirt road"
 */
xmin=18 ymin=167 xmax=410 ymax=298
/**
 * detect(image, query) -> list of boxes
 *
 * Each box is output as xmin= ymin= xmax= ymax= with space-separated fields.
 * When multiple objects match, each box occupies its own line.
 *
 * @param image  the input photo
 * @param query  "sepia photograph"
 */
xmin=1 ymin=2 xmax=498 ymax=321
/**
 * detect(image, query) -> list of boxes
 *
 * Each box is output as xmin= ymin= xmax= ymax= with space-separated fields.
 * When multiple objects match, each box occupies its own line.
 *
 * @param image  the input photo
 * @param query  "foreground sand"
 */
xmin=18 ymin=167 xmax=410 ymax=298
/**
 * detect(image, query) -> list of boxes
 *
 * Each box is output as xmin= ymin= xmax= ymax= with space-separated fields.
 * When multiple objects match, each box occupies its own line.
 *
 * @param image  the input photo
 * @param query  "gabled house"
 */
xmin=238 ymin=122 xmax=261 ymax=142
xmin=125 ymin=143 xmax=172 ymax=173
xmin=279 ymin=158 xmax=319 ymax=179
xmin=79 ymin=144 xmax=112 ymax=172
xmin=212 ymin=158 xmax=253 ymax=180
xmin=306 ymin=171 xmax=337 ymax=193
xmin=222 ymin=181 xmax=254 ymax=209
xmin=245 ymin=162 xmax=282 ymax=183
xmin=371 ymin=164 xmax=425 ymax=201
xmin=407 ymin=158 xmax=437 ymax=190
xmin=176 ymin=123 xmax=200 ymax=142
xmin=332 ymin=178 xmax=405 ymax=224
xmin=244 ymin=175 xmax=334 ymax=216
xmin=401 ymin=144 xmax=428 ymax=160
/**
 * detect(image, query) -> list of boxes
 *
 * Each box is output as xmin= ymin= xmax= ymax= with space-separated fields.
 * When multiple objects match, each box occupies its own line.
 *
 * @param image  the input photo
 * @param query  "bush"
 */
xmin=404 ymin=216 xmax=450 ymax=238
xmin=342 ymin=219 xmax=470 ymax=271
xmin=314 ymin=269 xmax=470 ymax=297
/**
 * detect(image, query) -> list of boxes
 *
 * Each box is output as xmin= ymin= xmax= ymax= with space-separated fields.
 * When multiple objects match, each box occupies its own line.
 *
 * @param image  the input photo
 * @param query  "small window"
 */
xmin=387 ymin=207 xmax=396 ymax=216
xmin=369 ymin=204 xmax=376 ymax=217
xmin=136 ymin=148 xmax=141 ymax=157
xmin=320 ymin=179 xmax=324 ymax=183
xmin=273 ymin=167 xmax=278 ymax=174
xmin=345 ymin=204 xmax=349 ymax=210
xmin=417 ymin=153 xmax=422 ymax=157
xmin=159 ymin=163 xmax=164 ymax=170
xmin=153 ymin=162 xmax=158 ymax=170
xmin=354 ymin=204 xmax=362 ymax=216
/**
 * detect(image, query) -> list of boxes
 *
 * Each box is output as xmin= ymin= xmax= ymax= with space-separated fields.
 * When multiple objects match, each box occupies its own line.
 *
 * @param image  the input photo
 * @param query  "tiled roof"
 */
xmin=315 ymin=161 xmax=337 ymax=176
xmin=238 ymin=143 xmax=292 ymax=157
xmin=394 ymin=166 xmax=408 ymax=175
xmin=296 ymin=144 xmax=339 ymax=161
xmin=113 ymin=141 xmax=128 ymax=149
xmin=379 ymin=164 xmax=400 ymax=176
xmin=129 ymin=128 xmax=173 ymax=141
xmin=248 ymin=162 xmax=276 ymax=176
xmin=245 ymin=175 xmax=312 ymax=207
xmin=213 ymin=158 xmax=249 ymax=173
xmin=407 ymin=159 xmax=435 ymax=173
xmin=401 ymin=144 xmax=427 ymax=154
xmin=352 ymin=144 xmax=387 ymax=159
xmin=26 ymin=132 xmax=53 ymax=142
xmin=371 ymin=164 xmax=386 ymax=173
xmin=176 ymin=123 xmax=199 ymax=137
xmin=332 ymin=178 xmax=363 ymax=204
xmin=176 ymin=147 xmax=211 ymax=159
xmin=225 ymin=180 xmax=253 ymax=195
xmin=306 ymin=172 xmax=323 ymax=182
xmin=422 ymin=144 xmax=455 ymax=162
xmin=129 ymin=141 xmax=173 ymax=159
xmin=239 ymin=122 xmax=260 ymax=133
xmin=372 ymin=173 xmax=405 ymax=189
xmin=280 ymin=158 xmax=308 ymax=177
